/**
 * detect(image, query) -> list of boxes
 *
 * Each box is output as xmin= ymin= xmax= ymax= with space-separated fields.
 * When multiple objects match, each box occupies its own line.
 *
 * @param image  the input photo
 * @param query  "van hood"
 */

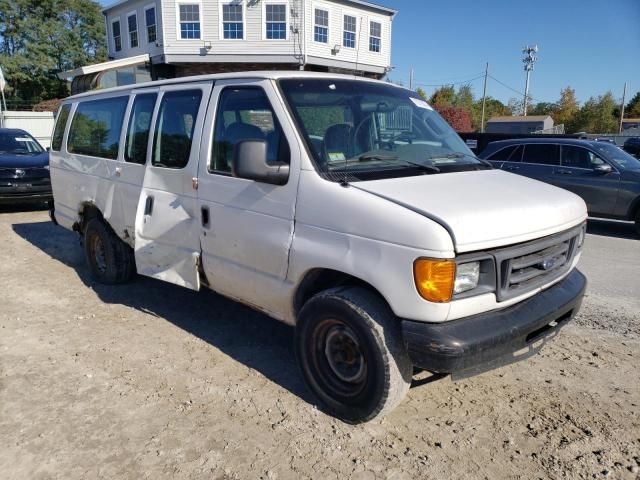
xmin=352 ymin=169 xmax=587 ymax=253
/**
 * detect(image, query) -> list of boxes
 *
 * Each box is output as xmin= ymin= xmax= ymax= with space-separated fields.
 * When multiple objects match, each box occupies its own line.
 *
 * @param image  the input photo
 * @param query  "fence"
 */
xmin=0 ymin=111 xmax=55 ymax=148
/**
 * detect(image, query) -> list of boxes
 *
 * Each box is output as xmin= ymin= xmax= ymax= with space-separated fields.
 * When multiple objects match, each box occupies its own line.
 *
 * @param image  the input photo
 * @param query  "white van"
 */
xmin=49 ymin=72 xmax=587 ymax=423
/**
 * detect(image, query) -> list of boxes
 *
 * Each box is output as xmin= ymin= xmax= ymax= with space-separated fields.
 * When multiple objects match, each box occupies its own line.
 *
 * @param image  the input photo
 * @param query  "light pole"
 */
xmin=522 ymin=45 xmax=538 ymax=116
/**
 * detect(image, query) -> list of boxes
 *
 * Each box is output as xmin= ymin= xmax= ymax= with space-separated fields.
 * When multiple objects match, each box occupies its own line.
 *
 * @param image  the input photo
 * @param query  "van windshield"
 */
xmin=279 ymin=79 xmax=483 ymax=181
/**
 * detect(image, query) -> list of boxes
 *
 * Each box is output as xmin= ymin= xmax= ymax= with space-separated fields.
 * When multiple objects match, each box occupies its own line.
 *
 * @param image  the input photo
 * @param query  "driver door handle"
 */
xmin=144 ymin=196 xmax=154 ymax=216
xmin=504 ymin=165 xmax=520 ymax=171
xmin=556 ymin=168 xmax=573 ymax=175
xmin=115 ymin=166 xmax=122 ymax=177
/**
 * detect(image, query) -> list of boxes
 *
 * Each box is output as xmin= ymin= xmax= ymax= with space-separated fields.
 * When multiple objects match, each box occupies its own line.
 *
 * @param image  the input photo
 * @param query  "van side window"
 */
xmin=152 ymin=90 xmax=202 ymax=169
xmin=521 ymin=144 xmax=560 ymax=165
xmin=68 ymin=97 xmax=129 ymax=159
xmin=125 ymin=93 xmax=157 ymax=164
xmin=51 ymin=104 xmax=71 ymax=151
xmin=211 ymin=87 xmax=289 ymax=174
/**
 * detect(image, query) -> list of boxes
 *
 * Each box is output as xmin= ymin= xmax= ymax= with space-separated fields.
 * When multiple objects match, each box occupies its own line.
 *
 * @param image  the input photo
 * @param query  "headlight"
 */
xmin=454 ymin=262 xmax=480 ymax=294
xmin=577 ymin=226 xmax=585 ymax=248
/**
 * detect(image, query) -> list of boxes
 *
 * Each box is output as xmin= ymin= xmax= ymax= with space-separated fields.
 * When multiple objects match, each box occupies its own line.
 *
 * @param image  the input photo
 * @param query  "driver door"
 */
xmin=134 ymin=82 xmax=213 ymax=290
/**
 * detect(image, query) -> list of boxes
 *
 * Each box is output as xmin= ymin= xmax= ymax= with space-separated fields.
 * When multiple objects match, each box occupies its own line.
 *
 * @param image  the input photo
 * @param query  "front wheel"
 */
xmin=295 ymin=287 xmax=412 ymax=423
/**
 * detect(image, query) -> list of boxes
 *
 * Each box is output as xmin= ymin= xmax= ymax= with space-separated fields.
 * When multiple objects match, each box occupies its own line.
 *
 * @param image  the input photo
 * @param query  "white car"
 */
xmin=49 ymin=72 xmax=587 ymax=423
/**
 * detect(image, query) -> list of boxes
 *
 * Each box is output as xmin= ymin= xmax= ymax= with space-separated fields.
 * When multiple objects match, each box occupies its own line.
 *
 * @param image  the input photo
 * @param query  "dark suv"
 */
xmin=479 ymin=138 xmax=640 ymax=235
xmin=623 ymin=137 xmax=640 ymax=158
xmin=0 ymin=128 xmax=52 ymax=204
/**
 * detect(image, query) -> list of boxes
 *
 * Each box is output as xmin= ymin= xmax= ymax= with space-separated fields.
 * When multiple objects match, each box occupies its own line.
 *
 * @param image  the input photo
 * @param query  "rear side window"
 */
xmin=211 ymin=87 xmax=289 ymax=174
xmin=152 ymin=90 xmax=202 ymax=169
xmin=125 ymin=93 xmax=157 ymax=164
xmin=68 ymin=97 xmax=129 ymax=159
xmin=487 ymin=145 xmax=516 ymax=161
xmin=561 ymin=145 xmax=605 ymax=168
xmin=521 ymin=144 xmax=560 ymax=165
xmin=51 ymin=104 xmax=71 ymax=151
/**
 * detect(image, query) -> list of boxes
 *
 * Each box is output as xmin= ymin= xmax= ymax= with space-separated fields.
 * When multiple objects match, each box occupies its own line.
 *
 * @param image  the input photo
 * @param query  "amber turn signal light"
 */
xmin=413 ymin=259 xmax=456 ymax=303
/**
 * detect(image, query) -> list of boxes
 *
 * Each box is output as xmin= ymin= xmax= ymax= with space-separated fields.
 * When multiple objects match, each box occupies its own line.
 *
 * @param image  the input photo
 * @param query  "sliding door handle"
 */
xmin=144 ymin=196 xmax=154 ymax=216
xmin=201 ymin=206 xmax=210 ymax=228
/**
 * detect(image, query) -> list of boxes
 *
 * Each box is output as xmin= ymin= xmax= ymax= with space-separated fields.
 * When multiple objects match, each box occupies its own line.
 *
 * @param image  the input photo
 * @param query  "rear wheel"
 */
xmin=83 ymin=217 xmax=135 ymax=284
xmin=295 ymin=287 xmax=412 ymax=423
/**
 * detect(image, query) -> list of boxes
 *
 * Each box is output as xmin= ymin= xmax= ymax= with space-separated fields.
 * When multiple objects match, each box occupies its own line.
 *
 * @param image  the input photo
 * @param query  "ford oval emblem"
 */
xmin=540 ymin=258 xmax=556 ymax=270
xmin=15 ymin=169 xmax=26 ymax=177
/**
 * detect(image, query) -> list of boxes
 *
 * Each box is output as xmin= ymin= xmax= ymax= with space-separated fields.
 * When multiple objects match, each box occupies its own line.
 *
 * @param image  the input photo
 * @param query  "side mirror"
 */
xmin=232 ymin=140 xmax=290 ymax=186
xmin=46 ymin=147 xmax=51 ymax=152
xmin=594 ymin=164 xmax=612 ymax=174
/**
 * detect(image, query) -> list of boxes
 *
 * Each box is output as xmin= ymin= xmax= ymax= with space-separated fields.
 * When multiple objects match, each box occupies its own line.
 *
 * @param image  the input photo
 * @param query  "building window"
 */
xmin=127 ymin=13 xmax=138 ymax=48
xmin=222 ymin=3 xmax=243 ymax=39
xmin=343 ymin=15 xmax=356 ymax=48
xmin=112 ymin=20 xmax=122 ymax=52
xmin=145 ymin=6 xmax=157 ymax=44
xmin=179 ymin=4 xmax=201 ymax=39
xmin=314 ymin=8 xmax=328 ymax=43
xmin=266 ymin=4 xmax=286 ymax=40
xmin=369 ymin=21 xmax=381 ymax=52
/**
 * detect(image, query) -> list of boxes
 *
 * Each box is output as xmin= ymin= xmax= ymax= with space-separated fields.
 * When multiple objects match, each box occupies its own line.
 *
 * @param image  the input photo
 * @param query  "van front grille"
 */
xmin=493 ymin=225 xmax=584 ymax=302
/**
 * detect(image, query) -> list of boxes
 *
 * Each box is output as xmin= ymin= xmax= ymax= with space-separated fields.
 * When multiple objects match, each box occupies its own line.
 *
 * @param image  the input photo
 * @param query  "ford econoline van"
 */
xmin=49 ymin=72 xmax=587 ymax=423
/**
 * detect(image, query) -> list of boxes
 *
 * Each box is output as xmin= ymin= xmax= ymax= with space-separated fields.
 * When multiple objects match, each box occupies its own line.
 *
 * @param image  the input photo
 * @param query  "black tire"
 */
xmin=635 ymin=210 xmax=640 ymax=237
xmin=295 ymin=286 xmax=412 ymax=423
xmin=83 ymin=217 xmax=135 ymax=284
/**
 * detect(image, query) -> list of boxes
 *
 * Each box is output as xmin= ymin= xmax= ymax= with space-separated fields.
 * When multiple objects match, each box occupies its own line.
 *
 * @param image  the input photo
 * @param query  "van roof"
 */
xmin=64 ymin=71 xmax=405 ymax=101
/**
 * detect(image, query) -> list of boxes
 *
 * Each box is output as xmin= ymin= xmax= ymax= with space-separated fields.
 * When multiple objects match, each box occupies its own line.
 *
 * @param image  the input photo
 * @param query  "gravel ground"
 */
xmin=0 ymin=207 xmax=639 ymax=480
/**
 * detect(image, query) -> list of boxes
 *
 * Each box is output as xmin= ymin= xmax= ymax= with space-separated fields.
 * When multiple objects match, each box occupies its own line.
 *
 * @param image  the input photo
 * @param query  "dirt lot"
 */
xmin=1 ymin=208 xmax=639 ymax=480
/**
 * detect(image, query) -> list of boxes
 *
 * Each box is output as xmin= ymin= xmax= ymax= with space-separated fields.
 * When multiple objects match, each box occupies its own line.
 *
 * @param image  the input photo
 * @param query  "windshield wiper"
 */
xmin=358 ymin=154 xmax=440 ymax=173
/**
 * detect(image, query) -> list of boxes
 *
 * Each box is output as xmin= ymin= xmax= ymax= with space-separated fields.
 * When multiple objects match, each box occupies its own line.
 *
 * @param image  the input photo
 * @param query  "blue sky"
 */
xmin=384 ymin=0 xmax=640 ymax=105
xmin=99 ymin=0 xmax=639 ymax=106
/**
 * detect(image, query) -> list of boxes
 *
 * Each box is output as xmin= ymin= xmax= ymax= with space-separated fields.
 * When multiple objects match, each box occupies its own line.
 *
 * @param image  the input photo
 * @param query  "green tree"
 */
xmin=0 ymin=0 xmax=106 ymax=103
xmin=415 ymin=87 xmax=427 ymax=100
xmin=429 ymin=85 xmax=456 ymax=108
xmin=554 ymin=87 xmax=579 ymax=129
xmin=529 ymin=102 xmax=557 ymax=116
xmin=570 ymin=92 xmax=618 ymax=133
xmin=453 ymin=84 xmax=479 ymax=128
xmin=625 ymin=91 xmax=640 ymax=118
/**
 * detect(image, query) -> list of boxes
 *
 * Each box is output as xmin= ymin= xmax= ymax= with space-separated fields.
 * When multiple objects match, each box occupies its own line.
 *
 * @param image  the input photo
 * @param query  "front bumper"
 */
xmin=402 ymin=269 xmax=587 ymax=375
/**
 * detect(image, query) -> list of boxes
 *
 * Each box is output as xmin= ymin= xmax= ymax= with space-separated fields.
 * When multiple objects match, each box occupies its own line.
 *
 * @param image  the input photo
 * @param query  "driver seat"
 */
xmin=322 ymin=123 xmax=354 ymax=164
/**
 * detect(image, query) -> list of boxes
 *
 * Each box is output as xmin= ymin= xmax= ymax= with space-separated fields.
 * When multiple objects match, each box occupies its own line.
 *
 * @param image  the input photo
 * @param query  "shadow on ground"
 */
xmin=586 ymin=218 xmax=638 ymax=241
xmin=12 ymin=219 xmax=316 ymax=407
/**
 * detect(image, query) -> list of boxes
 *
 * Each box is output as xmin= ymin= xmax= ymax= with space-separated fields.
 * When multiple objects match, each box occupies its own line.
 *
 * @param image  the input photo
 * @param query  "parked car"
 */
xmin=623 ymin=137 xmax=640 ymax=158
xmin=0 ymin=128 xmax=52 ymax=204
xmin=480 ymin=138 xmax=640 ymax=235
xmin=49 ymin=72 xmax=588 ymax=422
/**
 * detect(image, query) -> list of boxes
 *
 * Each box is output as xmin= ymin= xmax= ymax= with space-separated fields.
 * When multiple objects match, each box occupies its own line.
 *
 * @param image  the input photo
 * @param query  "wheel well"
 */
xmin=293 ymin=268 xmax=389 ymax=316
xmin=74 ymin=203 xmax=102 ymax=234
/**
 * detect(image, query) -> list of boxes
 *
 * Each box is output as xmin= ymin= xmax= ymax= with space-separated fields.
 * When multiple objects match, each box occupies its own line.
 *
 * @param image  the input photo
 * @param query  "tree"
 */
xmin=507 ymin=97 xmax=525 ymax=116
xmin=554 ymin=87 xmax=579 ymax=129
xmin=529 ymin=102 xmax=557 ymax=116
xmin=435 ymin=106 xmax=472 ymax=132
xmin=625 ymin=91 xmax=640 ymax=118
xmin=0 ymin=0 xmax=106 ymax=103
xmin=415 ymin=87 xmax=427 ymax=100
xmin=429 ymin=85 xmax=456 ymax=108
xmin=570 ymin=92 xmax=618 ymax=133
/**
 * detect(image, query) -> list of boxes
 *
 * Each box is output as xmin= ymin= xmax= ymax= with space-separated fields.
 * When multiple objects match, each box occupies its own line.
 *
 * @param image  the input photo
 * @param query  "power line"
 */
xmin=414 ymin=74 xmax=485 ymax=88
xmin=487 ymin=73 xmax=543 ymax=104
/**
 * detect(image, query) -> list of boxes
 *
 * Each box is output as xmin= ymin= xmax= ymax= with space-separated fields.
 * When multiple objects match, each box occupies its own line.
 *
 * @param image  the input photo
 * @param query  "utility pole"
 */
xmin=480 ymin=62 xmax=489 ymax=132
xmin=409 ymin=68 xmax=414 ymax=90
xmin=619 ymin=82 xmax=627 ymax=134
xmin=522 ymin=45 xmax=538 ymax=116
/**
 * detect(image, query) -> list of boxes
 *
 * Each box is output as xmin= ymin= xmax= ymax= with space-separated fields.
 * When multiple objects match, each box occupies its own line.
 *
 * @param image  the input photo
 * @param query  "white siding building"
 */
xmin=61 ymin=0 xmax=396 ymax=93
